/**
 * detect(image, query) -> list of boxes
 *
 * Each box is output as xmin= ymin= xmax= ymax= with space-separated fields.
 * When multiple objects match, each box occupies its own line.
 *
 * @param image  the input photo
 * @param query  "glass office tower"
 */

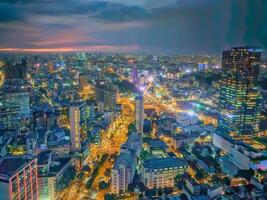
xmin=217 ymin=47 xmax=262 ymax=135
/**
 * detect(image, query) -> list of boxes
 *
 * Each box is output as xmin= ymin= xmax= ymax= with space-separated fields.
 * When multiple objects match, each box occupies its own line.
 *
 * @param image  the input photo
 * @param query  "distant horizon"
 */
xmin=0 ymin=45 xmax=266 ymax=55
xmin=0 ymin=49 xmax=266 ymax=58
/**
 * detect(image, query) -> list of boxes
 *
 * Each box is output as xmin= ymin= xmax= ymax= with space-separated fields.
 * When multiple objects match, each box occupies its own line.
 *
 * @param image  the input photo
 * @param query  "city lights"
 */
xmin=0 ymin=1 xmax=266 ymax=200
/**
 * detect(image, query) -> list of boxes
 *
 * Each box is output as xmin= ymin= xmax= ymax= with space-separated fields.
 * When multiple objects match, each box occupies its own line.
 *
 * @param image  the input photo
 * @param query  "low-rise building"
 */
xmin=183 ymin=124 xmax=202 ymax=134
xmin=141 ymin=158 xmax=188 ymax=189
xmin=47 ymin=128 xmax=70 ymax=157
xmin=172 ymin=133 xmax=197 ymax=149
xmin=199 ymin=111 xmax=218 ymax=127
xmin=213 ymin=132 xmax=267 ymax=170
xmin=184 ymin=177 xmax=201 ymax=196
xmin=145 ymin=139 xmax=169 ymax=154
xmin=213 ymin=132 xmax=234 ymax=153
xmin=176 ymin=112 xmax=199 ymax=127
xmin=207 ymin=184 xmax=224 ymax=199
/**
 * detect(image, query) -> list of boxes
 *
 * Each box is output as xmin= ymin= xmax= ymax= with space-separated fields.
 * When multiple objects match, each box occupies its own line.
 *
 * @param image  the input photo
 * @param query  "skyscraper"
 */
xmin=0 ymin=87 xmax=31 ymax=132
xmin=4 ymin=58 xmax=27 ymax=81
xmin=135 ymin=94 xmax=144 ymax=134
xmin=0 ymin=58 xmax=30 ymax=133
xmin=95 ymin=80 xmax=117 ymax=113
xmin=69 ymin=102 xmax=86 ymax=151
xmin=132 ymin=65 xmax=138 ymax=84
xmin=217 ymin=47 xmax=262 ymax=135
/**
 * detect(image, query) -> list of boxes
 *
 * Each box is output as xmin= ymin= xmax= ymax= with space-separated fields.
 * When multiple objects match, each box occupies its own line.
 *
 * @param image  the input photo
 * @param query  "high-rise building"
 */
xmin=4 ymin=58 xmax=27 ymax=81
xmin=132 ymin=65 xmax=138 ymax=84
xmin=0 ymin=58 xmax=30 ymax=133
xmin=95 ymin=80 xmax=117 ymax=113
xmin=217 ymin=47 xmax=262 ymax=135
xmin=76 ymin=52 xmax=87 ymax=68
xmin=69 ymin=102 xmax=86 ymax=151
xmin=0 ymin=157 xmax=38 ymax=200
xmin=95 ymin=79 xmax=105 ymax=113
xmin=79 ymin=73 xmax=88 ymax=89
xmin=0 ymin=87 xmax=31 ymax=132
xmin=129 ymin=59 xmax=138 ymax=84
xmin=0 ymin=61 xmax=4 ymax=87
xmin=135 ymin=94 xmax=144 ymax=134
xmin=111 ymin=151 xmax=136 ymax=194
xmin=111 ymin=132 xmax=141 ymax=194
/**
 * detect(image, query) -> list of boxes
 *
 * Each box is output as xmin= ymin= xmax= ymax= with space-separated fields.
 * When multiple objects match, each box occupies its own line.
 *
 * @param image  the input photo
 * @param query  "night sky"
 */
xmin=0 ymin=0 xmax=266 ymax=54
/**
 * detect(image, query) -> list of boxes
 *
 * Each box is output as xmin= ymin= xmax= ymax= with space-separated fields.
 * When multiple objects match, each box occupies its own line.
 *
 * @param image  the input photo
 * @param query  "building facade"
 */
xmin=37 ymin=151 xmax=75 ymax=200
xmin=69 ymin=102 xmax=86 ymax=151
xmin=217 ymin=47 xmax=262 ymax=135
xmin=38 ymin=175 xmax=56 ymax=200
xmin=213 ymin=132 xmax=265 ymax=170
xmin=111 ymin=132 xmax=141 ymax=194
xmin=141 ymin=158 xmax=188 ymax=189
xmin=0 ymin=157 xmax=38 ymax=200
xmin=111 ymin=151 xmax=136 ymax=194
xmin=4 ymin=58 xmax=27 ymax=81
xmin=95 ymin=80 xmax=117 ymax=113
xmin=135 ymin=94 xmax=144 ymax=134
xmin=0 ymin=88 xmax=31 ymax=132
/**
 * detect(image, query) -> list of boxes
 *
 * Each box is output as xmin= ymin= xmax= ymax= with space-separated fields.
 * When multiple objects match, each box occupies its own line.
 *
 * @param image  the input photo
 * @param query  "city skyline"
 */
xmin=0 ymin=1 xmax=267 ymax=200
xmin=0 ymin=0 xmax=266 ymax=54
xmin=0 ymin=47 xmax=266 ymax=200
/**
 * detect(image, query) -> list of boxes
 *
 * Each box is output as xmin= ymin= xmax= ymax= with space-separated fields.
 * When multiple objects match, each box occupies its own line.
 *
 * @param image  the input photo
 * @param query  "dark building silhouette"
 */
xmin=95 ymin=76 xmax=117 ymax=113
xmin=4 ymin=58 xmax=27 ymax=80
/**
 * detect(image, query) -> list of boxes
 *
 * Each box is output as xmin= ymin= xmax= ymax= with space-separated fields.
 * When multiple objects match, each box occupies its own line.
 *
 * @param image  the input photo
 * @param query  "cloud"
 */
xmin=0 ymin=3 xmax=23 ymax=22
xmin=22 ymin=0 xmax=152 ymax=23
xmin=0 ymin=0 xmax=266 ymax=54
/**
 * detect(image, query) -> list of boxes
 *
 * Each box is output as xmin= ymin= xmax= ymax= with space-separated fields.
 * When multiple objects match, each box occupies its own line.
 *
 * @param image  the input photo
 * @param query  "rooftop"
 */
xmin=37 ymin=150 xmax=52 ymax=165
xmin=235 ymin=141 xmax=259 ymax=153
xmin=0 ymin=157 xmax=34 ymax=178
xmin=215 ymin=131 xmax=235 ymax=143
xmin=186 ymin=177 xmax=199 ymax=186
xmin=49 ymin=157 xmax=71 ymax=174
xmin=121 ymin=132 xmax=142 ymax=149
xmin=143 ymin=158 xmax=187 ymax=170
xmin=114 ymin=151 xmax=135 ymax=170
xmin=69 ymin=101 xmax=86 ymax=107
xmin=173 ymin=134 xmax=193 ymax=140
xmin=146 ymin=139 xmax=168 ymax=150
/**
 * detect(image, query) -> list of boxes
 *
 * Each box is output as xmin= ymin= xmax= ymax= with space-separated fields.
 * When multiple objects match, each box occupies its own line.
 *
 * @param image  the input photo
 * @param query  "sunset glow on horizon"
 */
xmin=0 ymin=45 xmax=140 ymax=53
